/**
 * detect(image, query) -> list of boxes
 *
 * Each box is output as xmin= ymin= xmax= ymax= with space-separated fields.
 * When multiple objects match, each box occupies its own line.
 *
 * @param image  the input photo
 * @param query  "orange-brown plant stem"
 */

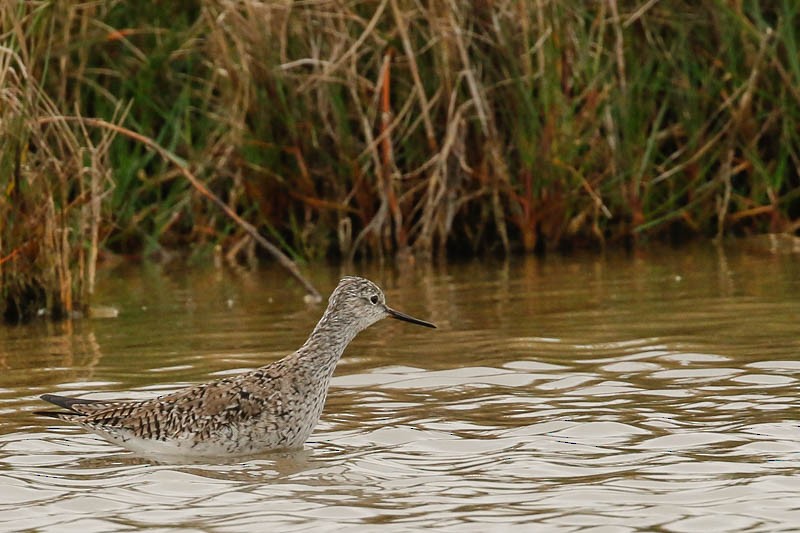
xmin=379 ymin=49 xmax=407 ymax=252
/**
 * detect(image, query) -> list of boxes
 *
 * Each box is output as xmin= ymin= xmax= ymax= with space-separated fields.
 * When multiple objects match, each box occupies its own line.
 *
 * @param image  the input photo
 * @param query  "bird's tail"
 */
xmin=35 ymin=393 xmax=103 ymax=418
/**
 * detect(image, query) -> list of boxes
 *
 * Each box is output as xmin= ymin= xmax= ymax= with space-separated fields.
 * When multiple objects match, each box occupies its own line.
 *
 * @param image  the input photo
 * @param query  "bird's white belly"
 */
xmin=90 ymin=428 xmax=300 ymax=456
xmin=85 ymin=411 xmax=320 ymax=457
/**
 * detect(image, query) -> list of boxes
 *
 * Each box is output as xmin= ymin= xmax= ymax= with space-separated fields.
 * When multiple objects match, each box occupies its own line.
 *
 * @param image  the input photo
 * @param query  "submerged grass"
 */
xmin=1 ymin=1 xmax=799 ymax=319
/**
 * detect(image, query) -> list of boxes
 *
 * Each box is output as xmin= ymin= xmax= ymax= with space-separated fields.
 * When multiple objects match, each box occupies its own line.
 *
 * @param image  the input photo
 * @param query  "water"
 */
xmin=1 ymin=245 xmax=799 ymax=531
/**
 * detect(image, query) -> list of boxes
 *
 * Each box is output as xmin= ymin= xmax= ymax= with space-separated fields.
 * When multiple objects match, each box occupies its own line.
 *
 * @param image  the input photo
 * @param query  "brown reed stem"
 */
xmin=379 ymin=50 xmax=407 ymax=254
xmin=37 ymin=116 xmax=323 ymax=303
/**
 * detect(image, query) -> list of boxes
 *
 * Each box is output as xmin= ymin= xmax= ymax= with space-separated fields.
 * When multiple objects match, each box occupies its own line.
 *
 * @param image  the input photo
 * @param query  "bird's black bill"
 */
xmin=386 ymin=307 xmax=436 ymax=328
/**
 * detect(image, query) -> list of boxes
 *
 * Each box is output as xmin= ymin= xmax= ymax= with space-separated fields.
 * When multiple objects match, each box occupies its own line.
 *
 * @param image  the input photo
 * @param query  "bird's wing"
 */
xmin=72 ymin=369 xmax=287 ymax=441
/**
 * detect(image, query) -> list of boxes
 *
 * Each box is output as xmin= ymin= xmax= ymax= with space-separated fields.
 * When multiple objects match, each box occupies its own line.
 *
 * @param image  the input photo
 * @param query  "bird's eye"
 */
xmin=369 ymin=295 xmax=379 ymax=305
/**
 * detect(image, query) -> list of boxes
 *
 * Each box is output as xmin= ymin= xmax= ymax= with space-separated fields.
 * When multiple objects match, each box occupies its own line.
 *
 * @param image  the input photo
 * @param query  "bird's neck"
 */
xmin=292 ymin=309 xmax=360 ymax=379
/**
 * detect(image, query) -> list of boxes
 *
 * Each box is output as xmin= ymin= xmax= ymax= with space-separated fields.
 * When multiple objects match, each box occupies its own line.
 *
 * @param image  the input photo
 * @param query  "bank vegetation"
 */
xmin=2 ymin=1 xmax=798 ymax=320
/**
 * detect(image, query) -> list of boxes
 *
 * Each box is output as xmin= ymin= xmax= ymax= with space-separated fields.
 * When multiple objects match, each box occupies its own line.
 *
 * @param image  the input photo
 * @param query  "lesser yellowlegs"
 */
xmin=38 ymin=276 xmax=435 ymax=456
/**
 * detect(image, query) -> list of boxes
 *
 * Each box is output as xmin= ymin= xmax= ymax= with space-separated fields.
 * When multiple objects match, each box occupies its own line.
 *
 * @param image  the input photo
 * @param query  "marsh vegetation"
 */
xmin=2 ymin=1 xmax=798 ymax=320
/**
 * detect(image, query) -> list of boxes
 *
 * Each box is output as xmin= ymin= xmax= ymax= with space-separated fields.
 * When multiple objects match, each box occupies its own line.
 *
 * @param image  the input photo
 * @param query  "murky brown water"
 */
xmin=1 ymin=245 xmax=799 ymax=531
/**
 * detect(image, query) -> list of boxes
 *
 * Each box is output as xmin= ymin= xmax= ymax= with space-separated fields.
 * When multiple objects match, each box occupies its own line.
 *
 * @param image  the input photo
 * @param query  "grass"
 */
xmin=1 ymin=0 xmax=799 ymax=320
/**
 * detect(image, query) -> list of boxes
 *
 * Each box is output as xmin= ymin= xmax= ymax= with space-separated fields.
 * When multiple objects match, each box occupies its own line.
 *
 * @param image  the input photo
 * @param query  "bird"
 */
xmin=37 ymin=276 xmax=436 ymax=457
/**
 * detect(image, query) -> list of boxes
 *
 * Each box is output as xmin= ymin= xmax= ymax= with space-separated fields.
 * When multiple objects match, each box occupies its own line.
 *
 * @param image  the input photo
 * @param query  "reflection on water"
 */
xmin=1 ymin=245 xmax=799 ymax=531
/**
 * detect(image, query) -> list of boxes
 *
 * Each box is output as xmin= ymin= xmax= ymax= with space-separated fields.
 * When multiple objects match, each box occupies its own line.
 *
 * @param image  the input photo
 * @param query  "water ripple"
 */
xmin=2 ymin=250 xmax=800 ymax=529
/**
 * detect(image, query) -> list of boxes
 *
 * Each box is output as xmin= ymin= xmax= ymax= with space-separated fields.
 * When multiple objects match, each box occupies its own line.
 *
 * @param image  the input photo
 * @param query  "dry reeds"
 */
xmin=1 ymin=1 xmax=119 ymax=320
xmin=198 ymin=0 xmax=800 ymax=255
xmin=2 ymin=1 xmax=799 ymax=320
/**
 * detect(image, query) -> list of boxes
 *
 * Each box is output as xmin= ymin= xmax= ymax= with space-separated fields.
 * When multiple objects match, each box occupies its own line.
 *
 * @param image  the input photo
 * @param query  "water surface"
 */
xmin=1 ymin=245 xmax=799 ymax=531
